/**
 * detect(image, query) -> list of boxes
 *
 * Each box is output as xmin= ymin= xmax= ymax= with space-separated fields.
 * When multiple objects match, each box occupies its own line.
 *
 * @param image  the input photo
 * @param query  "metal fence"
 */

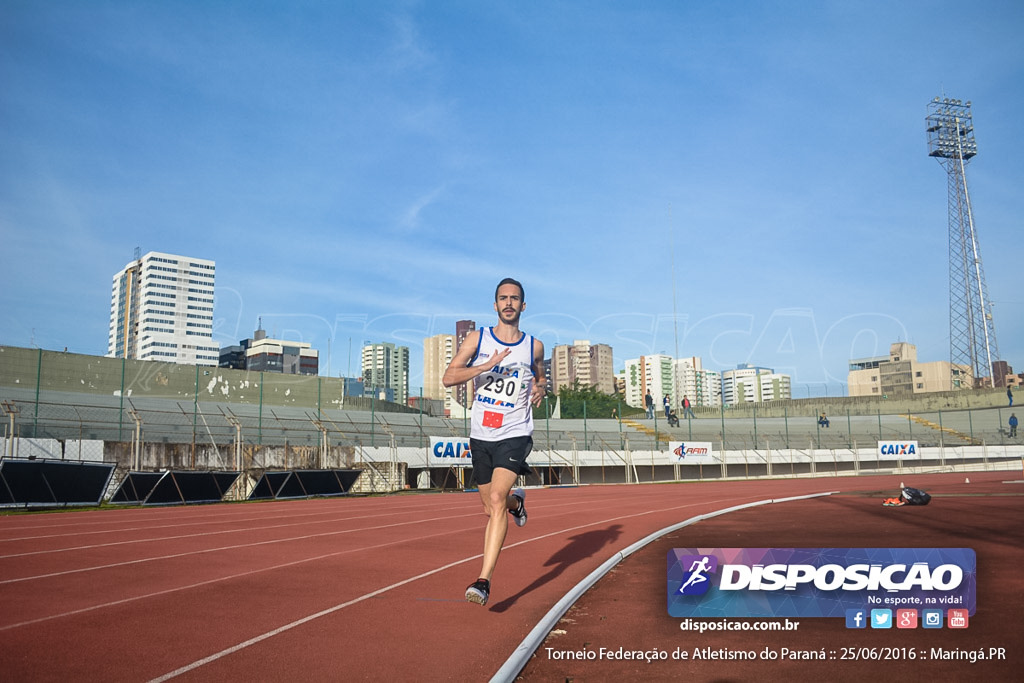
xmin=3 ymin=392 xmax=1021 ymax=455
xmin=2 ymin=347 xmax=1021 ymax=490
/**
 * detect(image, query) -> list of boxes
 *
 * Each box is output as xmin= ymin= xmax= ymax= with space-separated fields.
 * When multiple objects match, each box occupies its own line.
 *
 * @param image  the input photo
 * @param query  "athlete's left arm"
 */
xmin=529 ymin=337 xmax=546 ymax=407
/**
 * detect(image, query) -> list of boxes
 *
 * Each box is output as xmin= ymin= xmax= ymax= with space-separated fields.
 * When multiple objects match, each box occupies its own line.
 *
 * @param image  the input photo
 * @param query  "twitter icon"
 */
xmin=870 ymin=609 xmax=892 ymax=629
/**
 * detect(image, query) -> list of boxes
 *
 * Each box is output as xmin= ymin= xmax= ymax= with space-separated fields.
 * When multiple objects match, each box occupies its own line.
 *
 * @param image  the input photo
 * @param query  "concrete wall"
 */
xmin=104 ymin=442 xmax=358 ymax=471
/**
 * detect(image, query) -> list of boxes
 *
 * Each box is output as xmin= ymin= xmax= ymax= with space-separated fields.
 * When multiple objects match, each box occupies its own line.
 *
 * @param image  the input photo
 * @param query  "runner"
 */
xmin=443 ymin=277 xmax=546 ymax=606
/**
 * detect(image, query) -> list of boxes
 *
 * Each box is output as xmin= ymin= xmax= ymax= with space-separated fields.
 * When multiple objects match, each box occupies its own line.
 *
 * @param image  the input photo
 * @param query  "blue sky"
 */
xmin=2 ymin=0 xmax=1022 ymax=396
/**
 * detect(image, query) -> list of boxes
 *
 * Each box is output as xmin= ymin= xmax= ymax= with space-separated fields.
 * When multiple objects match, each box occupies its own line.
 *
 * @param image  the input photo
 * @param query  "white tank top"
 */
xmin=469 ymin=327 xmax=536 ymax=441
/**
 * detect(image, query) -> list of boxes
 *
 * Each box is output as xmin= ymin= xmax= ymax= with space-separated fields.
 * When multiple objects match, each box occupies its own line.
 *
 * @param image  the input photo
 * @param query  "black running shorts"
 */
xmin=469 ymin=435 xmax=533 ymax=485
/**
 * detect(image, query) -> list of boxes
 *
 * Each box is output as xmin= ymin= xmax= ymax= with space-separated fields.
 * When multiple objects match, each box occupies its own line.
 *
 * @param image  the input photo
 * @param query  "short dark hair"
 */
xmin=495 ymin=277 xmax=525 ymax=302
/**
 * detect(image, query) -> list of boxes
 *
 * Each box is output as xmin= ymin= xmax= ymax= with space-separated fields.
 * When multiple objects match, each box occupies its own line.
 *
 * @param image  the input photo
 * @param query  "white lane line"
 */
xmin=0 ymin=487 xmax=684 ymax=562
xmin=0 ymin=503 xmax=475 ymax=554
xmin=146 ymin=494 xmax=765 ymax=682
xmin=0 ymin=524 xmax=481 ymax=633
xmin=0 ymin=512 xmax=482 ymax=585
xmin=1 ymin=488 xmax=699 ymax=584
xmin=0 ymin=498 xmax=462 ymax=542
xmin=146 ymin=555 xmax=482 ymax=683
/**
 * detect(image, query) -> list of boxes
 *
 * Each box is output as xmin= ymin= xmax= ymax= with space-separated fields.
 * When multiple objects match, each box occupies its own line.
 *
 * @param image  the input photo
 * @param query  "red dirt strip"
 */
xmin=0 ymin=472 xmax=1018 ymax=681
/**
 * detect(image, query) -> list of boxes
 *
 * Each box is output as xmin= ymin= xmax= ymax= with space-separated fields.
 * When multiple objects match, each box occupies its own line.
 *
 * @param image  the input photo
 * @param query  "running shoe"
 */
xmin=510 ymin=487 xmax=527 ymax=527
xmin=465 ymin=578 xmax=490 ymax=605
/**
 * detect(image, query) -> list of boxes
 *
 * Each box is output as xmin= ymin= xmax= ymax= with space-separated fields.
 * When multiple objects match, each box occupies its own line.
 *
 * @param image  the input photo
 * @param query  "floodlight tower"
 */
xmin=926 ymin=96 xmax=1000 ymax=388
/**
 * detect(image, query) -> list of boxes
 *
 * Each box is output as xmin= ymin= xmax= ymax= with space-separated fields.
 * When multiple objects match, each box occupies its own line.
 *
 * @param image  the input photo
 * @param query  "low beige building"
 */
xmin=848 ymin=342 xmax=971 ymax=397
xmin=423 ymin=333 xmax=455 ymax=406
xmin=551 ymin=340 xmax=615 ymax=395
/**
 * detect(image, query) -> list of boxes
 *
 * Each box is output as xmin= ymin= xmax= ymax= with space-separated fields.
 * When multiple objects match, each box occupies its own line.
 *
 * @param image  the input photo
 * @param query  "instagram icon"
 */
xmin=922 ymin=609 xmax=943 ymax=629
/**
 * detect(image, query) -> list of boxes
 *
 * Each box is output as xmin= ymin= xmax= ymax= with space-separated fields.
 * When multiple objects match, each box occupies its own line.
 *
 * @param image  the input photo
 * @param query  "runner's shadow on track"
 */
xmin=489 ymin=524 xmax=624 ymax=613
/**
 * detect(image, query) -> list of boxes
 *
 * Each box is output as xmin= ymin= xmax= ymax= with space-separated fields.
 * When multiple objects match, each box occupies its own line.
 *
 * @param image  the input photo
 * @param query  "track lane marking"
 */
xmin=0 ymin=488 xmax=659 ymax=553
xmin=145 ymin=493 xmax=771 ymax=681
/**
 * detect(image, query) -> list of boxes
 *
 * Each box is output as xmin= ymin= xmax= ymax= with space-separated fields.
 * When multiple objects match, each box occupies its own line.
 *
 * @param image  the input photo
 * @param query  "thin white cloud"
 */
xmin=398 ymin=185 xmax=446 ymax=231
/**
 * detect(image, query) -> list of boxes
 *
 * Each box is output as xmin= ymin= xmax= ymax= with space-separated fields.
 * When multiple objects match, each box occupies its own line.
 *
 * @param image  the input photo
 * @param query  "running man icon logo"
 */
xmin=676 ymin=554 xmax=718 ymax=595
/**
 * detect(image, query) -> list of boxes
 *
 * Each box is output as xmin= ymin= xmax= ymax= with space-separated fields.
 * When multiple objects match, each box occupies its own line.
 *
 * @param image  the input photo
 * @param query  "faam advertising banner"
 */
xmin=877 ymin=440 xmax=921 ymax=461
xmin=669 ymin=442 xmax=718 ymax=464
xmin=428 ymin=437 xmax=472 ymax=467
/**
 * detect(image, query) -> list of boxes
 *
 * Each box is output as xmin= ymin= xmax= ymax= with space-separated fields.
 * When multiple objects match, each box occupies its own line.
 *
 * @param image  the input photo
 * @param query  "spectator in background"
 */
xmin=1009 ymin=413 xmax=1018 ymax=438
xmin=1009 ymin=386 xmax=1014 ymax=407
xmin=645 ymin=390 xmax=654 ymax=419
xmin=818 ymin=412 xmax=830 ymax=428
xmin=681 ymin=396 xmax=696 ymax=420
xmin=663 ymin=394 xmax=671 ymax=419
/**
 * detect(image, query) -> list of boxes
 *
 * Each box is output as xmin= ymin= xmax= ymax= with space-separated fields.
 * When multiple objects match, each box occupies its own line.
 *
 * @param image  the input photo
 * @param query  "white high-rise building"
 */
xmin=674 ymin=357 xmax=722 ymax=408
xmin=721 ymin=364 xmax=791 ymax=405
xmin=361 ymin=342 xmax=410 ymax=405
xmin=622 ymin=354 xmax=723 ymax=413
xmin=623 ymin=354 xmax=674 ymax=410
xmin=107 ymin=251 xmax=218 ymax=365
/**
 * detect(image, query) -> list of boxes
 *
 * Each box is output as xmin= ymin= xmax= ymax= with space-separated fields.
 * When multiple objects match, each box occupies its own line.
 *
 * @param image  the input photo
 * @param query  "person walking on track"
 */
xmin=443 ymin=277 xmax=546 ymax=606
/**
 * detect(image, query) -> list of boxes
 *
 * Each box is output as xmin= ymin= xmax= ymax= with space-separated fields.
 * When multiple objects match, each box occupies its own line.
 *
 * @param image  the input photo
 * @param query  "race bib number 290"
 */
xmin=478 ymin=372 xmax=521 ymax=411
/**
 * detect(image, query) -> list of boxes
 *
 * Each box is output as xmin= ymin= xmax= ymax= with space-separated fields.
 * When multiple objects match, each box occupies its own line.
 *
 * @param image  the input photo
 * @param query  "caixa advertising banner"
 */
xmin=667 ymin=548 xmax=975 ymax=618
xmin=877 ymin=440 xmax=921 ymax=460
xmin=669 ymin=442 xmax=718 ymax=464
xmin=428 ymin=437 xmax=472 ymax=467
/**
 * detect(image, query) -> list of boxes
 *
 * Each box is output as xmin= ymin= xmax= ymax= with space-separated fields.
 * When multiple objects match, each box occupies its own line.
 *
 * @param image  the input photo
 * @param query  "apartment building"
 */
xmin=721 ymin=363 xmax=791 ymax=405
xmin=361 ymin=342 xmax=410 ymax=405
xmin=107 ymin=251 xmax=219 ymax=365
xmin=674 ymin=356 xmax=722 ymax=407
xmin=550 ymin=340 xmax=614 ymax=394
xmin=623 ymin=354 xmax=674 ymax=409
xmin=423 ymin=333 xmax=455 ymax=414
xmin=848 ymin=342 xmax=971 ymax=396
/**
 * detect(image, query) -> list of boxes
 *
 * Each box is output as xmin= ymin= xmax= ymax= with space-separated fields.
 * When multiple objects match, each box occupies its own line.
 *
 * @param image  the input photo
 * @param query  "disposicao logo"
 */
xmin=675 ymin=555 xmax=718 ymax=595
xmin=667 ymin=548 xmax=976 ymax=619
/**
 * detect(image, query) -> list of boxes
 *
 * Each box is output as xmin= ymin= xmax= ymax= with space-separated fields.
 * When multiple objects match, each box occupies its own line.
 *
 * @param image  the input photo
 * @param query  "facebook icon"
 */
xmin=845 ymin=609 xmax=867 ymax=629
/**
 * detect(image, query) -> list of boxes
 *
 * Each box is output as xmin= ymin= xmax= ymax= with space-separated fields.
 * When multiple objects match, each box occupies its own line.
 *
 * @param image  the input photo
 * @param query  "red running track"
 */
xmin=0 ymin=472 xmax=1016 ymax=681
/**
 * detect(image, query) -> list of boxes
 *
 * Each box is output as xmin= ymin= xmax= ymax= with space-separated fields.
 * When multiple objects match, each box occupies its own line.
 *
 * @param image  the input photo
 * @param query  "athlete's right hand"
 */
xmin=486 ymin=348 xmax=511 ymax=369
